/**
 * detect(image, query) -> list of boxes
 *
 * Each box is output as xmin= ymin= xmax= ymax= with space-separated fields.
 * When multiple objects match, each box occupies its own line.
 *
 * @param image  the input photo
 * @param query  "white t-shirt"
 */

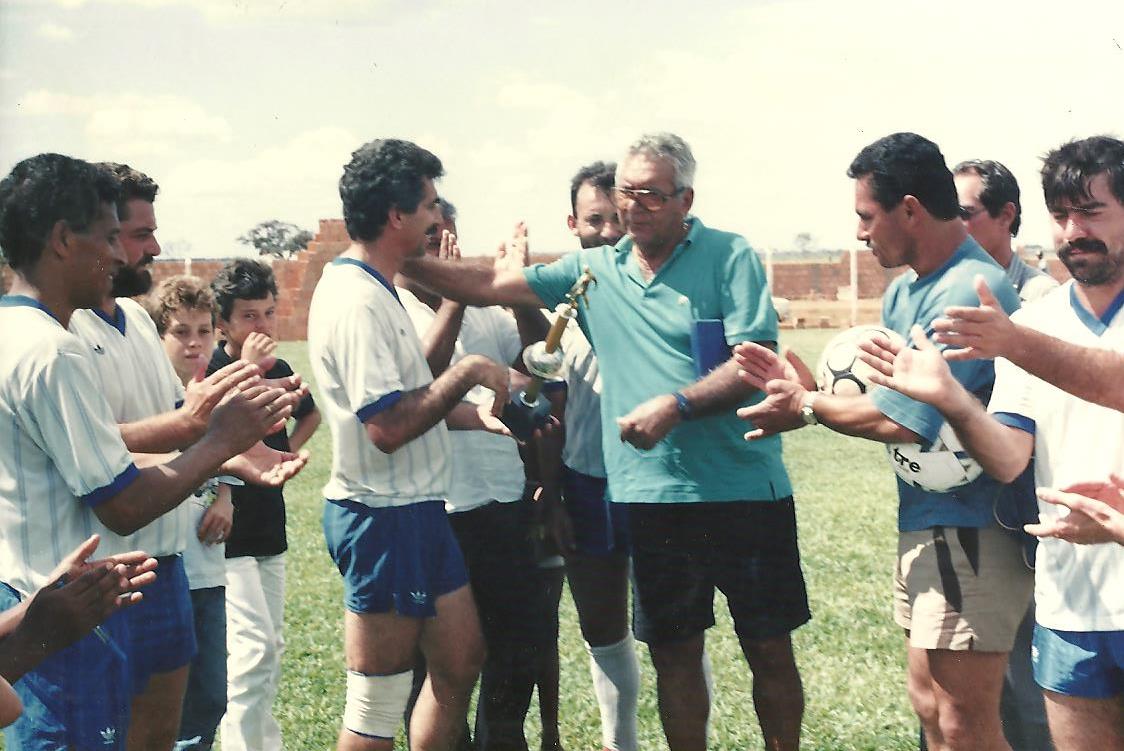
xmin=400 ymin=289 xmax=524 ymax=513
xmin=0 ymin=298 xmax=138 ymax=596
xmin=181 ymin=476 xmax=241 ymax=590
xmin=308 ymin=259 xmax=451 ymax=507
xmin=988 ymin=281 xmax=1124 ymax=631
xmin=557 ymin=318 xmax=605 ymax=478
xmin=69 ymin=298 xmax=190 ymax=557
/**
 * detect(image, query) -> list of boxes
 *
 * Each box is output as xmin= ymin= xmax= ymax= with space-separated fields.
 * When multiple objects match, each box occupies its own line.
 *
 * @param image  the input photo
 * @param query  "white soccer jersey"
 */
xmin=0 ymin=298 xmax=139 ymax=596
xmin=400 ymin=289 xmax=525 ymax=513
xmin=557 ymin=318 xmax=605 ymax=478
xmin=69 ymin=298 xmax=190 ymax=556
xmin=308 ymin=259 xmax=451 ymax=507
xmin=988 ymin=280 xmax=1124 ymax=631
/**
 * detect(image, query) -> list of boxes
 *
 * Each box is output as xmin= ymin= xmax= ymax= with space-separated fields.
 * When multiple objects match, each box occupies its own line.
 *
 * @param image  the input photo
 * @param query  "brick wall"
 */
xmin=1 ymin=220 xmax=1071 ymax=339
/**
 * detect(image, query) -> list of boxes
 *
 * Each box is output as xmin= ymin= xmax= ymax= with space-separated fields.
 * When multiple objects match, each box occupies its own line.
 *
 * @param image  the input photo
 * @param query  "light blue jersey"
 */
xmin=870 ymin=238 xmax=1021 ymax=531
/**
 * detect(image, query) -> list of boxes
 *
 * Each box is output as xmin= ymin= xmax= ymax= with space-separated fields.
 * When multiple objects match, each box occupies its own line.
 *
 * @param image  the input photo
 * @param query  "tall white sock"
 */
xmin=587 ymin=634 xmax=640 ymax=751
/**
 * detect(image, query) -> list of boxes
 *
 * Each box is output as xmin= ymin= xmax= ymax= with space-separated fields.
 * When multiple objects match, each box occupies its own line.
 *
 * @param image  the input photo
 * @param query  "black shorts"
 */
xmin=628 ymin=498 xmax=811 ymax=644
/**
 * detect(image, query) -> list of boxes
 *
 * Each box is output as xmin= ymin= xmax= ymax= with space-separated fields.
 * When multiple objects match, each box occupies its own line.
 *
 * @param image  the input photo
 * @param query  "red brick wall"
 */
xmin=1 ymin=221 xmax=1071 ymax=339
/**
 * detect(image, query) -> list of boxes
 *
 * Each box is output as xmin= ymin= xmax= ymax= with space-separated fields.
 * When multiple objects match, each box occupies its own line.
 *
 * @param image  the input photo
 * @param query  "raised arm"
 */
xmin=934 ymin=275 xmax=1124 ymax=412
xmin=401 ymin=254 xmax=544 ymax=309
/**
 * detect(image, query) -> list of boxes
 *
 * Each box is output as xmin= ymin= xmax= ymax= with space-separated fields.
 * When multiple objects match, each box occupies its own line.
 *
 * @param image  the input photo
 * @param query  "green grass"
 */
xmin=1 ymin=330 xmax=915 ymax=750
xmin=265 ymin=331 xmax=916 ymax=750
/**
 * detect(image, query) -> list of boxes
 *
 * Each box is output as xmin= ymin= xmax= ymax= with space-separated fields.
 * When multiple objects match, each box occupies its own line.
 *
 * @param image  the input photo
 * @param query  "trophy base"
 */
xmin=501 ymin=391 xmax=552 ymax=442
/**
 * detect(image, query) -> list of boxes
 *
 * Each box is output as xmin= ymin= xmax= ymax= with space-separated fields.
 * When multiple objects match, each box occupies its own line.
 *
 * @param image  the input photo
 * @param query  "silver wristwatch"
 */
xmin=799 ymin=391 xmax=819 ymax=426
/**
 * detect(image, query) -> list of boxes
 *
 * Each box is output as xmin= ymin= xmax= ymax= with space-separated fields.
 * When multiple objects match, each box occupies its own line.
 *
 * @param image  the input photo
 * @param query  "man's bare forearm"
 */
xmin=119 ymin=410 xmax=202 ymax=454
xmin=938 ymin=384 xmax=1033 ymax=483
xmin=421 ymin=300 xmax=466 ymax=376
xmin=679 ymin=359 xmax=759 ymax=418
xmin=366 ymin=355 xmax=497 ymax=453
xmin=94 ymin=439 xmax=232 ymax=537
xmin=1005 ymin=325 xmax=1124 ymax=412
xmin=812 ymin=393 xmax=920 ymax=443
xmin=402 ymin=256 xmax=543 ymax=308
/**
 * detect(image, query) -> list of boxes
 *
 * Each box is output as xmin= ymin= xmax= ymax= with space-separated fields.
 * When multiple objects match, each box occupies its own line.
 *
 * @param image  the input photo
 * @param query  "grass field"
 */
xmin=259 ymin=329 xmax=918 ymax=751
xmin=0 ymin=329 xmax=916 ymax=751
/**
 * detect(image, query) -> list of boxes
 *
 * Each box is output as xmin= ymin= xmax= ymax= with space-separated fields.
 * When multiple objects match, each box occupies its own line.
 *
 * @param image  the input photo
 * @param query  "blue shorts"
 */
xmin=562 ymin=467 xmax=629 ymax=556
xmin=323 ymin=499 xmax=469 ymax=617
xmin=1032 ymin=624 xmax=1124 ymax=699
xmin=0 ymin=582 xmax=132 ymax=751
xmin=126 ymin=554 xmax=197 ymax=693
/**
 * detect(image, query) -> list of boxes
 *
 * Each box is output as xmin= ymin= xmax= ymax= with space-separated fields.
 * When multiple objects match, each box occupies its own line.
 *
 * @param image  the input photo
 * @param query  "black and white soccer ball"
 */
xmin=815 ymin=324 xmax=906 ymax=396
xmin=886 ymin=422 xmax=984 ymax=492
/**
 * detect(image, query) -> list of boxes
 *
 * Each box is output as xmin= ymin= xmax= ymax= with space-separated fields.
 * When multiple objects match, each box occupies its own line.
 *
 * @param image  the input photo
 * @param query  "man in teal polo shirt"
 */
xmin=401 ymin=132 xmax=810 ymax=751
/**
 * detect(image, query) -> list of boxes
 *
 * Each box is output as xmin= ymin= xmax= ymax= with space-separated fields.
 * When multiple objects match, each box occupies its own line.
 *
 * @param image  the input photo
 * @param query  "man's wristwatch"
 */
xmin=799 ymin=391 xmax=819 ymax=426
xmin=672 ymin=391 xmax=693 ymax=421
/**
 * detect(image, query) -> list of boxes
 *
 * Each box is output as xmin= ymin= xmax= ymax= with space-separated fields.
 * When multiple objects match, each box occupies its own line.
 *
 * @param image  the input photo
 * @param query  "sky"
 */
xmin=1 ymin=0 xmax=1122 ymax=260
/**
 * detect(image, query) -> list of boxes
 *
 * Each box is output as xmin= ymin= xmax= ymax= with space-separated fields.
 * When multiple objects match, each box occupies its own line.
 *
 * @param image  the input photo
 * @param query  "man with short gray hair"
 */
xmin=401 ymin=132 xmax=810 ymax=751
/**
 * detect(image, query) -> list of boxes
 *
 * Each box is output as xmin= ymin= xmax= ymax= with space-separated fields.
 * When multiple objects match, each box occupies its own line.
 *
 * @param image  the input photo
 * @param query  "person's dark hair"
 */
xmin=439 ymin=197 xmax=457 ymax=224
xmin=570 ymin=161 xmax=616 ymax=214
xmin=847 ymin=132 xmax=959 ymax=220
xmin=145 ymin=274 xmax=215 ymax=335
xmin=0 ymin=153 xmax=119 ymax=272
xmin=211 ymin=258 xmax=278 ymax=320
xmin=1041 ymin=135 xmax=1124 ymax=212
xmin=98 ymin=162 xmax=158 ymax=222
xmin=954 ymin=159 xmax=1022 ymax=236
xmin=339 ymin=139 xmax=444 ymax=242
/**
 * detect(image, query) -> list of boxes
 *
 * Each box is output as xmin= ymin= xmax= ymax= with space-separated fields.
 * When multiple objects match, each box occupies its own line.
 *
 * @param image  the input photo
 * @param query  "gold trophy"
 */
xmin=501 ymin=267 xmax=596 ymax=441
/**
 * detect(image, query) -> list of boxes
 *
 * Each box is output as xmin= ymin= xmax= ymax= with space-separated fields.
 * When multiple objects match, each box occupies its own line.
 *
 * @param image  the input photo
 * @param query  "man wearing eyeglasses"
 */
xmin=402 ymin=132 xmax=809 ymax=751
xmin=954 ymin=160 xmax=1058 ymax=305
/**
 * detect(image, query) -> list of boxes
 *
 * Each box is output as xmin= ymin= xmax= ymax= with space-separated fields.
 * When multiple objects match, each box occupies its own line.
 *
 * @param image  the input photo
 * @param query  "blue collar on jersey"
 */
xmin=332 ymin=257 xmax=402 ymax=307
xmin=0 ymin=294 xmax=60 ymax=322
xmin=1069 ymin=283 xmax=1124 ymax=336
xmin=93 ymin=303 xmax=127 ymax=335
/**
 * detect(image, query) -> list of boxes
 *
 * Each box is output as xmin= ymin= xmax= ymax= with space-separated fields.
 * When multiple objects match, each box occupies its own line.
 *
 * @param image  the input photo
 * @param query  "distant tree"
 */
xmin=793 ymin=232 xmax=816 ymax=253
xmin=238 ymin=220 xmax=313 ymax=258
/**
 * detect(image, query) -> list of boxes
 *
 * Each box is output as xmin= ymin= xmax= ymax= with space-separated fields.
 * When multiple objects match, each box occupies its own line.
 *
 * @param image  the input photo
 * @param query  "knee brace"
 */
xmin=342 ymin=669 xmax=413 ymax=740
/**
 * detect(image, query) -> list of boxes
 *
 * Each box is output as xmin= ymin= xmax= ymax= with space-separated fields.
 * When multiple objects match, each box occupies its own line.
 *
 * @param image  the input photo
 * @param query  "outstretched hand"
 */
xmin=932 ymin=275 xmax=1015 ymax=361
xmin=222 ymin=442 xmax=310 ymax=487
xmin=1027 ymin=474 xmax=1124 ymax=545
xmin=495 ymin=222 xmax=530 ymax=273
xmin=858 ymin=324 xmax=959 ymax=411
xmin=735 ymin=378 xmax=807 ymax=440
xmin=734 ymin=342 xmax=814 ymax=391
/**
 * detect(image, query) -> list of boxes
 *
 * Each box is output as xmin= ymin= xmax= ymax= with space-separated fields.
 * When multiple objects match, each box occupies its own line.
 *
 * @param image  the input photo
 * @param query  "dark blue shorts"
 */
xmin=562 ymin=467 xmax=629 ymax=556
xmin=126 ymin=553 xmax=197 ymax=693
xmin=323 ymin=499 xmax=469 ymax=617
xmin=627 ymin=499 xmax=811 ymax=644
xmin=1033 ymin=624 xmax=1124 ymax=699
xmin=0 ymin=582 xmax=132 ymax=751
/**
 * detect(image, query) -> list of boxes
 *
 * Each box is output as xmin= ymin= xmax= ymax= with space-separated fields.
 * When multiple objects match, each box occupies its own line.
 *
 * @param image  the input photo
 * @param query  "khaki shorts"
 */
xmin=894 ymin=526 xmax=1033 ymax=652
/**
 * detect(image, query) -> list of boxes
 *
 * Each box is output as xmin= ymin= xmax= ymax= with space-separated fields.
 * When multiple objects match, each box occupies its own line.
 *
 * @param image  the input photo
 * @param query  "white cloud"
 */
xmin=158 ymin=125 xmax=359 ymax=256
xmin=36 ymin=22 xmax=75 ymax=40
xmin=15 ymin=90 xmax=232 ymax=154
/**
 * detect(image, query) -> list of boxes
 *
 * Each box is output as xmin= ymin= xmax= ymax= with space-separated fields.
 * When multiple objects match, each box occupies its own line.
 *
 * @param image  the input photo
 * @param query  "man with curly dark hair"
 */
xmin=309 ymin=138 xmax=512 ymax=751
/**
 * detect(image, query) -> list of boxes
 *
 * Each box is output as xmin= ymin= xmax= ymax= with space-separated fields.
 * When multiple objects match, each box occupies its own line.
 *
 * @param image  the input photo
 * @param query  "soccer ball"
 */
xmin=886 ymin=422 xmax=984 ymax=492
xmin=816 ymin=325 xmax=906 ymax=396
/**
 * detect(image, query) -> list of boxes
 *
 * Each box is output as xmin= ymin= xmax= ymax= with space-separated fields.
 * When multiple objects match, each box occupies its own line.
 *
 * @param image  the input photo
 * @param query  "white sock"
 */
xmin=587 ymin=634 xmax=640 ymax=751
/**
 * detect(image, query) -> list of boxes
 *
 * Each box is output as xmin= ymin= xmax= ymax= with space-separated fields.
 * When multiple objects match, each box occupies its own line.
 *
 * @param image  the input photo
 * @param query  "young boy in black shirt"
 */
xmin=207 ymin=259 xmax=319 ymax=751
